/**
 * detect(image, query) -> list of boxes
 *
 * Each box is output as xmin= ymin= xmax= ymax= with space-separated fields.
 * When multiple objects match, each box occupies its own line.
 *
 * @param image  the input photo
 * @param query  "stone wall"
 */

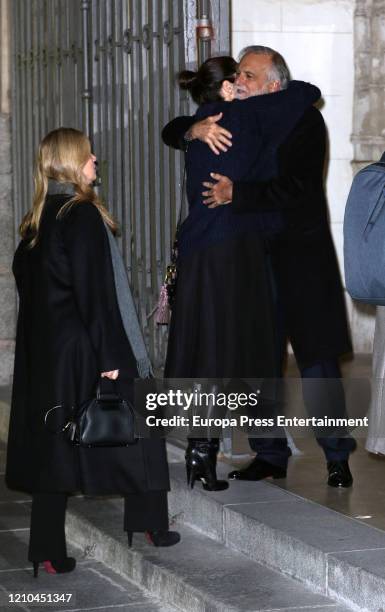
xmin=0 ymin=0 xmax=15 ymax=385
xmin=353 ymin=0 xmax=385 ymax=167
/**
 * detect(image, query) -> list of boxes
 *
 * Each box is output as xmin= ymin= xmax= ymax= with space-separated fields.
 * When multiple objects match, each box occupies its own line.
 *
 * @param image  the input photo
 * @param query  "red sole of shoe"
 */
xmin=43 ymin=561 xmax=57 ymax=575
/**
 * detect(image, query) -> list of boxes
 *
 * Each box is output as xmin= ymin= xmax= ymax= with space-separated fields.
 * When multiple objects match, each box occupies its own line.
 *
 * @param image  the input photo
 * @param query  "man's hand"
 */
xmin=187 ymin=113 xmax=232 ymax=155
xmin=202 ymin=173 xmax=233 ymax=208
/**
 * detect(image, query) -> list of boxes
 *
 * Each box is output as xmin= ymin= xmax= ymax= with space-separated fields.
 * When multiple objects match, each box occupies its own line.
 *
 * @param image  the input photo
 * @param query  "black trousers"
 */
xmin=28 ymin=493 xmax=68 ymax=562
xmin=249 ymin=359 xmax=357 ymax=468
xmin=123 ymin=491 xmax=169 ymax=532
xmin=29 ymin=490 xmax=169 ymax=561
xmin=249 ymin=256 xmax=356 ymax=467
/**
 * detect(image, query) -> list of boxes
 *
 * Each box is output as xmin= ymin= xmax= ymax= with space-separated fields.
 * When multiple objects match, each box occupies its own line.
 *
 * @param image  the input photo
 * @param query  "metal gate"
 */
xmin=11 ymin=0 xmax=230 ymax=367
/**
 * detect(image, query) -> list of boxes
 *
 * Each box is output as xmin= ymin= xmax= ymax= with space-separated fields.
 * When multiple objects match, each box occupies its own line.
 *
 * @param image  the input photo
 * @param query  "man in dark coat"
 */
xmin=162 ymin=45 xmax=355 ymax=487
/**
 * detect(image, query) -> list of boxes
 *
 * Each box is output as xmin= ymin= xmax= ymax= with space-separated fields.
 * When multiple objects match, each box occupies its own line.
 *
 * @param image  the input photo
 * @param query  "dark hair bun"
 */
xmin=178 ymin=57 xmax=237 ymax=105
xmin=178 ymin=70 xmax=198 ymax=90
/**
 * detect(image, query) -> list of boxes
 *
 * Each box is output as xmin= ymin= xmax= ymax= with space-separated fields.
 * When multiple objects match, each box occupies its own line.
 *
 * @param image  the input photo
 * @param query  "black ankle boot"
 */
xmin=185 ymin=440 xmax=229 ymax=491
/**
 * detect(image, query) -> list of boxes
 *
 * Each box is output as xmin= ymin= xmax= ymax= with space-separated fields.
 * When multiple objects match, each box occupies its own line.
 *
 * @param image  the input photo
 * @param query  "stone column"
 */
xmin=0 ymin=0 xmax=16 ymax=385
xmin=352 ymin=0 xmax=385 ymax=171
xmin=349 ymin=0 xmax=385 ymax=353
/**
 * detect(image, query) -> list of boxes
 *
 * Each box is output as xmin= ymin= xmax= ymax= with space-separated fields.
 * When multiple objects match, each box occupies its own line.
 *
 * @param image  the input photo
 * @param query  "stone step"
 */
xmin=66 ymin=495 xmax=349 ymax=612
xmin=168 ymin=459 xmax=385 ymax=611
xmin=0 ymin=448 xmax=178 ymax=612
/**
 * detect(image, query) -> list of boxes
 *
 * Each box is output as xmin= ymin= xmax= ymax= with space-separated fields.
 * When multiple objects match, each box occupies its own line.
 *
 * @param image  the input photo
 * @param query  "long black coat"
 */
xmin=6 ymin=194 xmax=170 ymax=495
xmin=162 ymin=106 xmax=352 ymax=369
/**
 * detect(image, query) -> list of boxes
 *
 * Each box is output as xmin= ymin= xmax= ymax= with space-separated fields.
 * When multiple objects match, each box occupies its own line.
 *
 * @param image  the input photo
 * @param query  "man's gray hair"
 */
xmin=239 ymin=45 xmax=291 ymax=90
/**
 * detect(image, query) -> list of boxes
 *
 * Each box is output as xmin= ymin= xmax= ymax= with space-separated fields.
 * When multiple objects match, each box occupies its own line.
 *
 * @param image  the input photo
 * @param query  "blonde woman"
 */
xmin=6 ymin=128 xmax=179 ymax=578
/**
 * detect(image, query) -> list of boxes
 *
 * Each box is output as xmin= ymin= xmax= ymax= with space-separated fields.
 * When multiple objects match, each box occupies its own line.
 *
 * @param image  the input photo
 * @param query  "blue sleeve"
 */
xmin=188 ymin=103 xmax=263 ymax=179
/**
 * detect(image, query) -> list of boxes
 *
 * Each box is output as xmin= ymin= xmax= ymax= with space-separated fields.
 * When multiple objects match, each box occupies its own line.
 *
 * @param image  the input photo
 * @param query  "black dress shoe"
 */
xmin=327 ymin=460 xmax=353 ymax=488
xmin=228 ymin=457 xmax=287 ymax=481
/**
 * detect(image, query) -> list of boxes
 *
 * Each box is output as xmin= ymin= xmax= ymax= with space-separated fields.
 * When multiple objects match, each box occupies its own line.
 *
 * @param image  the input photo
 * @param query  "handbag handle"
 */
xmin=173 ymin=164 xmax=187 ymax=243
xmin=96 ymin=377 xmax=121 ymax=401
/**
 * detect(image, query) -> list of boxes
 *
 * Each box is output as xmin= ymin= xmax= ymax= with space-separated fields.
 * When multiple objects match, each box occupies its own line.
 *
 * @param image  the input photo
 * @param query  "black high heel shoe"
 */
xmin=185 ymin=440 xmax=229 ymax=491
xmin=127 ymin=530 xmax=180 ymax=548
xmin=32 ymin=557 xmax=76 ymax=577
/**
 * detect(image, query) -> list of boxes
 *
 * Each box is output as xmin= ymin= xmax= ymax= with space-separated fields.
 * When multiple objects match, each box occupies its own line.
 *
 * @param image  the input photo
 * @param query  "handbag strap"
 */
xmin=174 ymin=164 xmax=186 ymax=237
xmin=96 ymin=377 xmax=121 ymax=401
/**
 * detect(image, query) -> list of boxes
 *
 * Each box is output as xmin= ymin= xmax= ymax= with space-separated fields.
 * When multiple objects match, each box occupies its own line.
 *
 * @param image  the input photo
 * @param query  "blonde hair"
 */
xmin=20 ymin=127 xmax=117 ymax=246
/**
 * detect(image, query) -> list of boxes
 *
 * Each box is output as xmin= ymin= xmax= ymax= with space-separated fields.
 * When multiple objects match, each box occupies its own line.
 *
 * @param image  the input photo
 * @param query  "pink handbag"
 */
xmin=154 ymin=168 xmax=185 ymax=325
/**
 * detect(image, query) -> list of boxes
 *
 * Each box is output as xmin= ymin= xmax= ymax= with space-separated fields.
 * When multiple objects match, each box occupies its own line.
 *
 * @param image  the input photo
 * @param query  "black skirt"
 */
xmin=165 ymin=233 xmax=277 ymax=379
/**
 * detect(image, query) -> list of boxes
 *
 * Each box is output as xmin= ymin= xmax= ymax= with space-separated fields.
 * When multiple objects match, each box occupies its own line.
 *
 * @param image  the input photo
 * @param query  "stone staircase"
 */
xmin=166 ymin=454 xmax=385 ymax=610
xmin=63 ymin=445 xmax=381 ymax=612
xmin=2 ymin=391 xmax=385 ymax=611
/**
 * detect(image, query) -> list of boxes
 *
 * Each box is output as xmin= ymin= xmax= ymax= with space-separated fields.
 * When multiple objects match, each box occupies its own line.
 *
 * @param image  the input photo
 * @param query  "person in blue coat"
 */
xmin=163 ymin=56 xmax=321 ymax=491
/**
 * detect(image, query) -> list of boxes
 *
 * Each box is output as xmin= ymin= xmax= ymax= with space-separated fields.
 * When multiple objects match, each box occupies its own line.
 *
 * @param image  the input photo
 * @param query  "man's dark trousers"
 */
xmin=249 ymin=270 xmax=356 ymax=469
xmin=250 ymin=359 xmax=357 ymax=469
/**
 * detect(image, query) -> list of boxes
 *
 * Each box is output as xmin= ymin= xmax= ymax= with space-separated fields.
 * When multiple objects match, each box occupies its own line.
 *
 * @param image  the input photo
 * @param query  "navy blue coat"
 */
xmin=162 ymin=96 xmax=352 ymax=368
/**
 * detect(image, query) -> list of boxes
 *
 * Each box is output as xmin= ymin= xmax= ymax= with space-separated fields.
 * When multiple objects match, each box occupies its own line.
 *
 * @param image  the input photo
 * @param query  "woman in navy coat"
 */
xmin=164 ymin=57 xmax=320 ymax=491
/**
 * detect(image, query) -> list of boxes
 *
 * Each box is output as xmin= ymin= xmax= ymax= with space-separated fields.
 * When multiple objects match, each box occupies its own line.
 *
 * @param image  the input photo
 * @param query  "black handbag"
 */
xmin=66 ymin=380 xmax=137 ymax=448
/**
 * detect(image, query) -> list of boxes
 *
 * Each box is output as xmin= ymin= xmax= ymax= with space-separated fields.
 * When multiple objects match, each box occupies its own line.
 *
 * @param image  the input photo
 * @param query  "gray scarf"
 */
xmin=47 ymin=179 xmax=153 ymax=378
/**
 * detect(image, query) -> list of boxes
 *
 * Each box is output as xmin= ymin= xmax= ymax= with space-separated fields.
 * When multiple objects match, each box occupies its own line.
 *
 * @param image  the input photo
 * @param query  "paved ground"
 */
xmin=0 ymin=441 xmax=176 ymax=612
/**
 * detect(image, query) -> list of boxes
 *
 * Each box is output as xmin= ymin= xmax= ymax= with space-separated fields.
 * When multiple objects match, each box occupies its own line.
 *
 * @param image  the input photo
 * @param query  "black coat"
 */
xmin=6 ymin=195 xmax=170 ymax=495
xmin=162 ymin=106 xmax=352 ymax=368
